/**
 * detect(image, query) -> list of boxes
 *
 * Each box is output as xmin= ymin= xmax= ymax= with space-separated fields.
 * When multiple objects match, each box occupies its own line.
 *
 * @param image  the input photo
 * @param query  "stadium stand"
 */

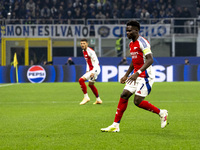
xmin=0 ymin=0 xmax=198 ymax=25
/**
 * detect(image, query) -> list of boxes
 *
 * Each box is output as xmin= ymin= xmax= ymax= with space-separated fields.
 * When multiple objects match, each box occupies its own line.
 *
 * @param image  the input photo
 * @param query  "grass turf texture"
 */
xmin=0 ymin=82 xmax=200 ymax=150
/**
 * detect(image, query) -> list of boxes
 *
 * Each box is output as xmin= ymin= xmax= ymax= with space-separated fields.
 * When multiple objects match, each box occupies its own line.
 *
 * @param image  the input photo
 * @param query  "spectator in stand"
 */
xmin=12 ymin=1 xmax=20 ymax=17
xmin=35 ymin=5 xmax=41 ymax=16
xmin=166 ymin=4 xmax=175 ymax=14
xmin=41 ymin=4 xmax=50 ymax=19
xmin=104 ymin=0 xmax=112 ymax=14
xmin=50 ymin=5 xmax=58 ymax=19
xmin=165 ymin=11 xmax=174 ymax=23
xmin=158 ymin=10 xmax=166 ymax=19
xmin=104 ymin=12 xmax=111 ymax=24
xmin=74 ymin=7 xmax=81 ymax=19
xmin=57 ymin=12 xmax=65 ymax=24
xmin=0 ymin=1 xmax=7 ymax=19
xmin=74 ymin=7 xmax=82 ymax=24
xmin=96 ymin=2 xmax=102 ymax=13
xmin=97 ymin=0 xmax=106 ymax=7
xmin=65 ymin=1 xmax=73 ymax=16
xmin=65 ymin=57 xmax=75 ymax=65
xmin=58 ymin=5 xmax=65 ymax=17
xmin=112 ymin=4 xmax=120 ymax=19
xmin=140 ymin=8 xmax=150 ymax=24
xmin=143 ymin=2 xmax=150 ymax=14
xmin=181 ymin=7 xmax=192 ymax=34
xmin=133 ymin=6 xmax=142 ymax=19
xmin=66 ymin=10 xmax=74 ymax=24
xmin=156 ymin=0 xmax=166 ymax=10
xmin=185 ymin=59 xmax=190 ymax=65
xmin=18 ymin=4 xmax=26 ymax=20
xmin=174 ymin=7 xmax=184 ymax=33
xmin=81 ymin=3 xmax=88 ymax=18
xmin=82 ymin=0 xmax=89 ymax=6
xmin=150 ymin=11 xmax=159 ymax=24
xmin=96 ymin=11 xmax=106 ymax=24
xmin=26 ymin=0 xmax=35 ymax=17
xmin=43 ymin=0 xmax=51 ymax=8
xmin=124 ymin=5 xmax=133 ymax=18
xmin=73 ymin=0 xmax=82 ymax=9
xmin=148 ymin=3 xmax=158 ymax=15
xmin=118 ymin=57 xmax=128 ymax=66
xmin=134 ymin=0 xmax=142 ymax=9
xmin=88 ymin=3 xmax=96 ymax=16
xmin=35 ymin=0 xmax=42 ymax=9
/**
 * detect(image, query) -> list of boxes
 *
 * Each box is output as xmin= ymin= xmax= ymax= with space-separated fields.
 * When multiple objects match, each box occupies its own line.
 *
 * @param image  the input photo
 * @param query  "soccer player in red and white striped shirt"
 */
xmin=101 ymin=20 xmax=168 ymax=132
xmin=79 ymin=39 xmax=102 ymax=105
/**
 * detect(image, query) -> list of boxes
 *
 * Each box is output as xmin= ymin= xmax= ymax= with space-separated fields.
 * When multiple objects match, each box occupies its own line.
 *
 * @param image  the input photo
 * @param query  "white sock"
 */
xmin=96 ymin=97 xmax=101 ymax=101
xmin=84 ymin=93 xmax=90 ymax=99
xmin=112 ymin=122 xmax=120 ymax=128
xmin=159 ymin=109 xmax=163 ymax=116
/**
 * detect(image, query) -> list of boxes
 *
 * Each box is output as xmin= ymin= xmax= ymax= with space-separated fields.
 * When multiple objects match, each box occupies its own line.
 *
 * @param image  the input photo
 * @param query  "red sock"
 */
xmin=79 ymin=78 xmax=87 ymax=94
xmin=89 ymin=84 xmax=99 ymax=97
xmin=114 ymin=98 xmax=129 ymax=123
xmin=138 ymin=100 xmax=160 ymax=114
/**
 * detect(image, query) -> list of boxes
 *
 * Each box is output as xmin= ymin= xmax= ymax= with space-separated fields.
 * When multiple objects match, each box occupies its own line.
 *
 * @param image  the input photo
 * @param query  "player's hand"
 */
xmin=120 ymin=76 xmax=128 ymax=84
xmin=126 ymin=73 xmax=139 ymax=84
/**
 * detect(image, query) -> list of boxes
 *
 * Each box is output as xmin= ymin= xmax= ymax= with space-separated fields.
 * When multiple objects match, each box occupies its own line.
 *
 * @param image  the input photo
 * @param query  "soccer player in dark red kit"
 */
xmin=79 ymin=39 xmax=102 ymax=105
xmin=101 ymin=20 xmax=168 ymax=132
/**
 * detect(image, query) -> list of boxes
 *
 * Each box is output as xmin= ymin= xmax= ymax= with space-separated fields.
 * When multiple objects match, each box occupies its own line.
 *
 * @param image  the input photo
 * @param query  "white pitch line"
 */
xmin=0 ymin=83 xmax=16 ymax=87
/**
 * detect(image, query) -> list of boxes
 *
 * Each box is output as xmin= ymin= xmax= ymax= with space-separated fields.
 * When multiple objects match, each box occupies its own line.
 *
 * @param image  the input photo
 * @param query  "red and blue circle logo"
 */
xmin=27 ymin=65 xmax=46 ymax=83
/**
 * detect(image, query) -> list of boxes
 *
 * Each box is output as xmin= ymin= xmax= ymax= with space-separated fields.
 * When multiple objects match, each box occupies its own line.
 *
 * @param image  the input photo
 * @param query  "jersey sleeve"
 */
xmin=138 ymin=37 xmax=152 ymax=56
xmin=89 ymin=49 xmax=99 ymax=71
xmin=86 ymin=63 xmax=89 ymax=72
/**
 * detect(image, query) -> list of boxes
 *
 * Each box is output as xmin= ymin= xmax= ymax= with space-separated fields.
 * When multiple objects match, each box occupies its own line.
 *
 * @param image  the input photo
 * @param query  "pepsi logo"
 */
xmin=27 ymin=65 xmax=46 ymax=83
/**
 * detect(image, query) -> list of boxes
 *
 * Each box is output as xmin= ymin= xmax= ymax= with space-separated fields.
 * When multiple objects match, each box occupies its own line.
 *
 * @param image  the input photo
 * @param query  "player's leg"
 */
xmin=134 ymin=95 xmax=160 ymax=114
xmin=88 ymin=81 xmax=102 ymax=104
xmin=101 ymin=89 xmax=133 ymax=132
xmin=79 ymin=73 xmax=91 ymax=105
xmin=87 ymin=70 xmax=102 ymax=104
xmin=134 ymin=78 xmax=168 ymax=128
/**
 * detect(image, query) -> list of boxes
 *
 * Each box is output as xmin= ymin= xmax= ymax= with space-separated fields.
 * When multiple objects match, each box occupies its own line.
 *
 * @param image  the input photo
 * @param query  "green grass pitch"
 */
xmin=0 ymin=82 xmax=200 ymax=150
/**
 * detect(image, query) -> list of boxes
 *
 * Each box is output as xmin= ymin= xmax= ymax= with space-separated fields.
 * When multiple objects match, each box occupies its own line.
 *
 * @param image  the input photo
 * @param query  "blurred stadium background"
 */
xmin=0 ymin=0 xmax=200 ymax=83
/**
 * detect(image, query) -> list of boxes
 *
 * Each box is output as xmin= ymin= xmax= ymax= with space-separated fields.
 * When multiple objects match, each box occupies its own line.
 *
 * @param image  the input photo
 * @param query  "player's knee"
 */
xmin=120 ymin=93 xmax=126 ymax=99
xmin=120 ymin=92 xmax=129 ymax=100
xmin=134 ymin=99 xmax=140 ymax=106
xmin=134 ymin=97 xmax=143 ymax=106
xmin=88 ymin=84 xmax=93 ymax=88
xmin=79 ymin=78 xmax=84 ymax=83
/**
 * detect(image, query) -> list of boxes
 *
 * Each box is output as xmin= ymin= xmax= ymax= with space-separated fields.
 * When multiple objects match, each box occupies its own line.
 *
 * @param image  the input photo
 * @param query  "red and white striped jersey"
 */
xmin=129 ymin=36 xmax=155 ymax=79
xmin=82 ymin=47 xmax=100 ymax=72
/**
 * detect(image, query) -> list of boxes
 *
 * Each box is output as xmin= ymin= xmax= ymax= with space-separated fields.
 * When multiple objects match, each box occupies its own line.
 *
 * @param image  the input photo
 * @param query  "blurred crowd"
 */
xmin=0 ymin=0 xmax=197 ymax=25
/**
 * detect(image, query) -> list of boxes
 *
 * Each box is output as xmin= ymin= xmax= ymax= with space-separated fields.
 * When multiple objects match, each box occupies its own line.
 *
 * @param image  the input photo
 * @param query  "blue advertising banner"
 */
xmin=0 ymin=64 xmax=199 ymax=83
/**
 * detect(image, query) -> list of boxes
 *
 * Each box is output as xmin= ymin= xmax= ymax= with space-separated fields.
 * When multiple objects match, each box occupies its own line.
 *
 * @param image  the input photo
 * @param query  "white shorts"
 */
xmin=124 ymin=77 xmax=154 ymax=97
xmin=82 ymin=69 xmax=100 ymax=82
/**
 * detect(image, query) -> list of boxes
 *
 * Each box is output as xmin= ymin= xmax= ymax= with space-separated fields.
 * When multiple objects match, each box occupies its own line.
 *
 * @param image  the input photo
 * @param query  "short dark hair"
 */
xmin=126 ymin=20 xmax=140 ymax=31
xmin=81 ymin=38 xmax=88 ymax=42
